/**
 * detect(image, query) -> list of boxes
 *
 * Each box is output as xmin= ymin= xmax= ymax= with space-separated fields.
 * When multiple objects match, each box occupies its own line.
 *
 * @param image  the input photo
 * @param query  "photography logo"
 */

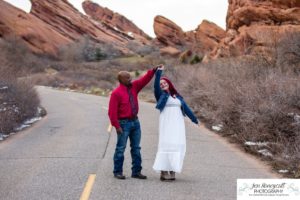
xmin=237 ymin=179 xmax=300 ymax=200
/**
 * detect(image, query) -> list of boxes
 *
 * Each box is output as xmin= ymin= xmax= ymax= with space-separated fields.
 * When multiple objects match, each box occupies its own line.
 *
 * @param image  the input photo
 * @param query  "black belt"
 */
xmin=118 ymin=116 xmax=138 ymax=121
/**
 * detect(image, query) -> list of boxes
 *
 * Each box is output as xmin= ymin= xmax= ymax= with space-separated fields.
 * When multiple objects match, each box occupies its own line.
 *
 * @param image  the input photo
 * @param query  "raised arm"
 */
xmin=132 ymin=68 xmax=156 ymax=93
xmin=154 ymin=69 xmax=163 ymax=101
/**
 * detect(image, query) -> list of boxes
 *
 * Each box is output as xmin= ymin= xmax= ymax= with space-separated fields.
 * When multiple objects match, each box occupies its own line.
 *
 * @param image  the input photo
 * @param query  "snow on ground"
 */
xmin=14 ymin=124 xmax=31 ymax=132
xmin=244 ymin=141 xmax=269 ymax=146
xmin=0 ymin=107 xmax=43 ymax=142
xmin=288 ymin=112 xmax=300 ymax=123
xmin=278 ymin=170 xmax=289 ymax=173
xmin=212 ymin=124 xmax=223 ymax=131
xmin=244 ymin=141 xmax=273 ymax=157
xmin=14 ymin=116 xmax=42 ymax=132
xmin=0 ymin=86 xmax=8 ymax=90
xmin=257 ymin=149 xmax=273 ymax=157
xmin=127 ymin=32 xmax=134 ymax=38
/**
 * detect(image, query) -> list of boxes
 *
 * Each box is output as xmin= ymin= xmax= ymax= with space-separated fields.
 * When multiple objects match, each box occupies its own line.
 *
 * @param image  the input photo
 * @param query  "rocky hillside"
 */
xmin=82 ymin=0 xmax=151 ymax=44
xmin=211 ymin=0 xmax=300 ymax=58
xmin=1 ymin=0 xmax=298 ymax=59
xmin=0 ymin=0 xmax=149 ymax=56
xmin=153 ymin=16 xmax=226 ymax=56
xmin=153 ymin=0 xmax=300 ymax=59
xmin=0 ymin=0 xmax=71 ymax=56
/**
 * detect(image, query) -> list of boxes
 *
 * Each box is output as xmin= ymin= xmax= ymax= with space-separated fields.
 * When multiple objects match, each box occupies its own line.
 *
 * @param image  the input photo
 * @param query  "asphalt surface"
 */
xmin=0 ymin=87 xmax=278 ymax=200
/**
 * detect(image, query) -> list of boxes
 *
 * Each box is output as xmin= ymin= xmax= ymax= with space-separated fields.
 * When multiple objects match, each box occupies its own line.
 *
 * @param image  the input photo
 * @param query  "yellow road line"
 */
xmin=80 ymin=174 xmax=96 ymax=200
xmin=107 ymin=124 xmax=112 ymax=133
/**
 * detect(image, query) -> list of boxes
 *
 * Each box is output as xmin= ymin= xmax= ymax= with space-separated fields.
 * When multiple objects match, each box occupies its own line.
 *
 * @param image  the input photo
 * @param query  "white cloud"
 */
xmin=4 ymin=0 xmax=228 ymax=37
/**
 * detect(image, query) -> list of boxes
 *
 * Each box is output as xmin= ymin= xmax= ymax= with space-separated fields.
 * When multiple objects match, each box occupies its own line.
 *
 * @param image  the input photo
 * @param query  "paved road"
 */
xmin=0 ymin=87 xmax=278 ymax=200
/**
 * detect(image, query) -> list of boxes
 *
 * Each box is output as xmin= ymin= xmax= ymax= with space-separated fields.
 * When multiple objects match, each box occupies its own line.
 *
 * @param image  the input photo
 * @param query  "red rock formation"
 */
xmin=154 ymin=16 xmax=226 ymax=55
xmin=154 ymin=15 xmax=186 ymax=46
xmin=154 ymin=1 xmax=299 ymax=59
xmin=193 ymin=20 xmax=226 ymax=52
xmin=1 ymin=0 xmax=144 ymax=56
xmin=159 ymin=46 xmax=181 ymax=57
xmin=212 ymin=0 xmax=300 ymax=58
xmin=30 ymin=0 xmax=132 ymax=53
xmin=0 ymin=0 xmax=71 ymax=56
xmin=82 ymin=0 xmax=150 ymax=44
xmin=227 ymin=0 xmax=300 ymax=29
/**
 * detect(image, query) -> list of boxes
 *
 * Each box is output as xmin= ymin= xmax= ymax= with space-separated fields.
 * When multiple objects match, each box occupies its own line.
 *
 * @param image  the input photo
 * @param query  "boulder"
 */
xmin=82 ymin=0 xmax=151 ymax=44
xmin=0 ymin=0 xmax=71 ymax=56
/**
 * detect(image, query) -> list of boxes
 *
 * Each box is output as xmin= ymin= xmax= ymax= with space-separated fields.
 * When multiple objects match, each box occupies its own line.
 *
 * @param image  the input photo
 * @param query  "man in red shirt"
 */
xmin=108 ymin=67 xmax=157 ymax=179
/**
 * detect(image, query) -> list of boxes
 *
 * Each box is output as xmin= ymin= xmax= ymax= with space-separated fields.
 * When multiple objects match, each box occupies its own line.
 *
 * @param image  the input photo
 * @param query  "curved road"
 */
xmin=0 ymin=87 xmax=278 ymax=200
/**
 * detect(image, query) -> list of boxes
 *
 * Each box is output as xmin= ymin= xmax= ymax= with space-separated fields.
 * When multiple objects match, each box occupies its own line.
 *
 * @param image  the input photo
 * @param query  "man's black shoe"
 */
xmin=114 ymin=174 xmax=126 ymax=179
xmin=131 ymin=173 xmax=147 ymax=179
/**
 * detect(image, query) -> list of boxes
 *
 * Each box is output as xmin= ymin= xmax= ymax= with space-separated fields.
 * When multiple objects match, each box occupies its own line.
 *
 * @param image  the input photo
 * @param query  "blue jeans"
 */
xmin=113 ymin=119 xmax=142 ymax=175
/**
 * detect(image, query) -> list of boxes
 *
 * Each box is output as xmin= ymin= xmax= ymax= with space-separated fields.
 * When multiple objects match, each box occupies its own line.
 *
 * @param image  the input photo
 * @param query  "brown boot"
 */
xmin=170 ymin=171 xmax=176 ymax=180
xmin=160 ymin=171 xmax=171 ymax=181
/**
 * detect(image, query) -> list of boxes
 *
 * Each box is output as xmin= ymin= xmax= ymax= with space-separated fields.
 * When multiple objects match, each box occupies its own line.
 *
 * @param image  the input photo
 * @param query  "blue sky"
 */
xmin=5 ymin=0 xmax=228 ymax=37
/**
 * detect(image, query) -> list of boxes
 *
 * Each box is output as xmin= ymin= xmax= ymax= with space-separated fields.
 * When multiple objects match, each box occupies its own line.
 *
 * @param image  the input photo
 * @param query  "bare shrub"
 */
xmin=252 ymin=30 xmax=300 ymax=74
xmin=277 ymin=32 xmax=300 ymax=72
xmin=170 ymin=56 xmax=300 ymax=176
xmin=59 ymin=36 xmax=122 ymax=62
xmin=0 ymin=37 xmax=41 ymax=135
xmin=0 ymin=37 xmax=45 ymax=75
xmin=127 ymin=41 xmax=159 ymax=57
xmin=0 ymin=71 xmax=40 ymax=134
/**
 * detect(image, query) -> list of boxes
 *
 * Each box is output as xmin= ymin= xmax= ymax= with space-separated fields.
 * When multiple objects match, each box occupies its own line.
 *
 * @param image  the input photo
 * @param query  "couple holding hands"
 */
xmin=108 ymin=64 xmax=199 ymax=181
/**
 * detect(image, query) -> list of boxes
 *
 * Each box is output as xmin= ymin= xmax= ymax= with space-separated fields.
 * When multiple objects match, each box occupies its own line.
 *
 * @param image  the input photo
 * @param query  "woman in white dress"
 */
xmin=153 ymin=65 xmax=199 ymax=181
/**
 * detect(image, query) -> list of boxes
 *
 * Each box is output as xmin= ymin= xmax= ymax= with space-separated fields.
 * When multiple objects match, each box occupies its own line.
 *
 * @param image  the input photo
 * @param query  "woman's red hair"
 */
xmin=160 ymin=77 xmax=179 ymax=97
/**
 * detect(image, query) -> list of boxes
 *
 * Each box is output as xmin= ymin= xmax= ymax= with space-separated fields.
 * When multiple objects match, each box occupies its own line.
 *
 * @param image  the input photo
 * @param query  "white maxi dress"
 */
xmin=153 ymin=96 xmax=186 ymax=173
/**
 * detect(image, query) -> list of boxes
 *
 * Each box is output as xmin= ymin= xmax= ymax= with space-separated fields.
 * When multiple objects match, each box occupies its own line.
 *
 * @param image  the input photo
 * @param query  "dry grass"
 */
xmin=169 ymin=55 xmax=300 ymax=177
xmin=164 ymin=32 xmax=300 ymax=177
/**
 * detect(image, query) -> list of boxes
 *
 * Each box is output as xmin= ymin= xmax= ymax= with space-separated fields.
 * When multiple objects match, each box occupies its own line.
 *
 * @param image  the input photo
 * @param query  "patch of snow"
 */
xmin=245 ymin=141 xmax=269 ymax=146
xmin=212 ymin=124 xmax=223 ymax=131
xmin=287 ymin=112 xmax=294 ymax=116
xmin=288 ymin=112 xmax=300 ymax=123
xmin=37 ymin=107 xmax=42 ymax=115
xmin=64 ymin=88 xmax=75 ymax=92
xmin=14 ymin=107 xmax=19 ymax=113
xmin=0 ymin=86 xmax=8 ymax=90
xmin=11 ymin=111 xmax=43 ymax=133
xmin=294 ymin=114 xmax=300 ymax=123
xmin=283 ymin=154 xmax=290 ymax=159
xmin=14 ymin=124 xmax=30 ymax=131
xmin=93 ymin=21 xmax=100 ymax=26
xmin=13 ymin=116 xmax=42 ymax=132
xmin=127 ymin=32 xmax=134 ymax=38
xmin=0 ymin=133 xmax=3 ymax=141
xmin=258 ymin=149 xmax=273 ymax=157
xmin=278 ymin=170 xmax=289 ymax=173
xmin=114 ymin=26 xmax=119 ymax=31
xmin=24 ymin=117 xmax=42 ymax=125
xmin=0 ymin=108 xmax=7 ymax=112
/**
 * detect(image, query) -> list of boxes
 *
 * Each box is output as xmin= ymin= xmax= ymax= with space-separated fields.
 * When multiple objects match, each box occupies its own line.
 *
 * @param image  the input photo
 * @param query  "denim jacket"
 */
xmin=154 ymin=70 xmax=199 ymax=124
